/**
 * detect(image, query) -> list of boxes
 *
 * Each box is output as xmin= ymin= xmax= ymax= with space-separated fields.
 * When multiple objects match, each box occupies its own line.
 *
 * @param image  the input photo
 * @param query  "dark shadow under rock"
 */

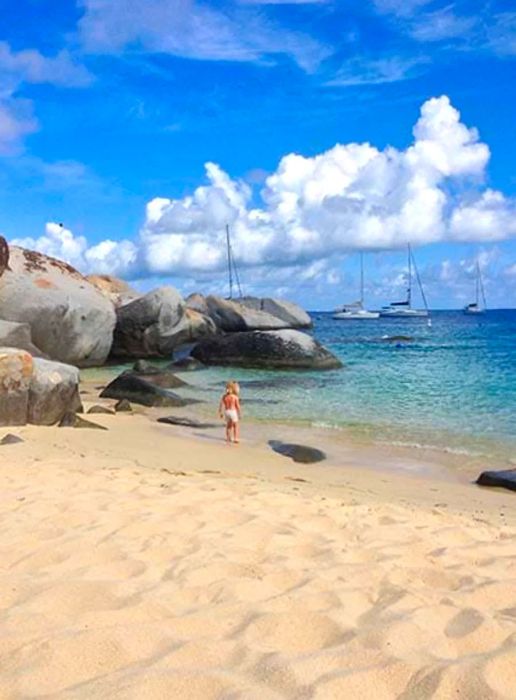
xmin=158 ymin=416 xmax=219 ymax=429
xmin=268 ymin=440 xmax=326 ymax=464
xmin=1 ymin=433 xmax=24 ymax=445
xmin=87 ymin=405 xmax=115 ymax=415
xmin=476 ymin=469 xmax=516 ymax=492
xmin=58 ymin=412 xmax=108 ymax=430
xmin=100 ymin=372 xmax=199 ymax=408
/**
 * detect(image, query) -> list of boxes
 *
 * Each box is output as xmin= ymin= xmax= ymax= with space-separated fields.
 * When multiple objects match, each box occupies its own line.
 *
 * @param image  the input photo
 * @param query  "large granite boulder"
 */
xmin=0 ymin=348 xmax=33 ymax=425
xmin=0 ymin=320 xmax=47 ymax=357
xmin=237 ymin=297 xmax=312 ymax=329
xmin=191 ymin=329 xmax=342 ymax=370
xmin=27 ymin=358 xmax=82 ymax=425
xmin=0 ymin=238 xmax=116 ymax=367
xmin=204 ymin=295 xmax=288 ymax=332
xmin=100 ymin=371 xmax=198 ymax=407
xmin=86 ymin=274 xmax=140 ymax=307
xmin=161 ymin=308 xmax=217 ymax=347
xmin=111 ymin=286 xmax=186 ymax=359
xmin=0 ymin=348 xmax=82 ymax=426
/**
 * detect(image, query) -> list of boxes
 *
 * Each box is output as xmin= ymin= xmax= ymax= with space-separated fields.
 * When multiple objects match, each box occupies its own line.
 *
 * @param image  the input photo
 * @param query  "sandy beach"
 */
xmin=1 ymin=397 xmax=516 ymax=700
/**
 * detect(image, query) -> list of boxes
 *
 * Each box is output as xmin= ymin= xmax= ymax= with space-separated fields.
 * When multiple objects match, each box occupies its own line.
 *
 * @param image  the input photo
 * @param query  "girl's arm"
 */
xmin=236 ymin=397 xmax=241 ymax=417
xmin=218 ymin=396 xmax=224 ymax=417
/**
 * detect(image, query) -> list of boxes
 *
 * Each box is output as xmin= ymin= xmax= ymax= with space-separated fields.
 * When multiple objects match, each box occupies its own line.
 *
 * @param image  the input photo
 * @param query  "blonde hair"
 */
xmin=226 ymin=380 xmax=240 ymax=395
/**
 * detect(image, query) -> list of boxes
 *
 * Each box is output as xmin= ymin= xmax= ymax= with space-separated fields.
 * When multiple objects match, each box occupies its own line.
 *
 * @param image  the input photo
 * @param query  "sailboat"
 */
xmin=463 ymin=262 xmax=486 ymax=315
xmin=333 ymin=253 xmax=380 ymax=320
xmin=380 ymin=244 xmax=429 ymax=318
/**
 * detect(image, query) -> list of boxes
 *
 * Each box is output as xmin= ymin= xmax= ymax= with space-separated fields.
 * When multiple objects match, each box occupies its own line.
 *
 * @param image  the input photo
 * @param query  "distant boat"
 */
xmin=464 ymin=262 xmax=486 ymax=315
xmin=333 ymin=253 xmax=380 ymax=320
xmin=380 ymin=244 xmax=429 ymax=318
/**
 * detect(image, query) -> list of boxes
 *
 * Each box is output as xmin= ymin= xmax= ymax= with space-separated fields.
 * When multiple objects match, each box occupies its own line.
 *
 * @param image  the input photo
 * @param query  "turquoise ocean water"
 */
xmin=179 ymin=310 xmax=516 ymax=461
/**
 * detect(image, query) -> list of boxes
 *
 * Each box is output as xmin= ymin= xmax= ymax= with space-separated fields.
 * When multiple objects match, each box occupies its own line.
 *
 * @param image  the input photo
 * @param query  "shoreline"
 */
xmin=2 ymin=394 xmax=516 ymax=696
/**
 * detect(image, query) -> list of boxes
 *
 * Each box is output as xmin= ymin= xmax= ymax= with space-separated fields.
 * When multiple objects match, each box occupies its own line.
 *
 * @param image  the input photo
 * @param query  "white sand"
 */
xmin=1 ymin=409 xmax=516 ymax=699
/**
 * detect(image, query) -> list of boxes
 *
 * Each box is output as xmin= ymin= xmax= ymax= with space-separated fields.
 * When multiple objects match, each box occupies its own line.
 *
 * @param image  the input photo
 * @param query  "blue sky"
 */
xmin=1 ymin=0 xmax=515 ymax=309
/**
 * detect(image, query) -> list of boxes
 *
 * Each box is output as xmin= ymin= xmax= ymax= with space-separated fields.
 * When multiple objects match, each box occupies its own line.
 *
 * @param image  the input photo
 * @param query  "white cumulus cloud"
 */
xmin=8 ymin=96 xmax=516 ymax=289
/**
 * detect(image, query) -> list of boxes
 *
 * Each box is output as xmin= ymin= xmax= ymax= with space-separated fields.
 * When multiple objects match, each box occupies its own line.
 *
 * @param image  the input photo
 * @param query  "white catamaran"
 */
xmin=380 ymin=244 xmax=429 ymax=318
xmin=463 ymin=262 xmax=486 ymax=315
xmin=333 ymin=253 xmax=379 ymax=320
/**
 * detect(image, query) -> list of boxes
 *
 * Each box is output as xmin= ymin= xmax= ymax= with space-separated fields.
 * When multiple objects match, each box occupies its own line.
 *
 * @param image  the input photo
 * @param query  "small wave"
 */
xmin=377 ymin=439 xmax=483 ymax=457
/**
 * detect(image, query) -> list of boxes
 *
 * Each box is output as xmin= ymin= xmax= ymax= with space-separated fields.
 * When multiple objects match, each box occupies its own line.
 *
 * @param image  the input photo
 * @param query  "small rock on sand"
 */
xmin=0 ymin=433 xmax=24 ymax=445
xmin=269 ymin=440 xmax=326 ymax=464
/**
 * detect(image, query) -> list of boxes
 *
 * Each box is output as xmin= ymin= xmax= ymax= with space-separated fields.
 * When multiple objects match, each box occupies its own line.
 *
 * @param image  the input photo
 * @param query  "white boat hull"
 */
xmin=333 ymin=310 xmax=380 ymax=320
xmin=463 ymin=307 xmax=485 ymax=315
xmin=379 ymin=308 xmax=429 ymax=318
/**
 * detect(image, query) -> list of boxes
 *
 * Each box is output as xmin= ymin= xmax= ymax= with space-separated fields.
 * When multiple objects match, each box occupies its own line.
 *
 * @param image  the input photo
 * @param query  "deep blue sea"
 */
xmin=181 ymin=310 xmax=516 ymax=460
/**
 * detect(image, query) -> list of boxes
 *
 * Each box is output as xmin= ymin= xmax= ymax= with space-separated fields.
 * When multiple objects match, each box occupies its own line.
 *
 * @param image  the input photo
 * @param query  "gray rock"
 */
xmin=27 ymin=358 xmax=82 ymax=426
xmin=59 ymin=412 xmax=108 ymax=430
xmin=0 ymin=241 xmax=116 ymax=367
xmin=237 ymin=297 xmax=312 ymax=329
xmin=476 ymin=469 xmax=516 ymax=492
xmin=168 ymin=357 xmax=205 ymax=372
xmin=87 ymin=405 xmax=115 ymax=415
xmin=0 ymin=349 xmax=83 ymax=426
xmin=205 ymin=295 xmax=288 ymax=332
xmin=111 ymin=286 xmax=186 ymax=358
xmin=86 ymin=274 xmax=140 ymax=307
xmin=127 ymin=368 xmax=187 ymax=389
xmin=0 ymin=348 xmax=32 ymax=425
xmin=132 ymin=359 xmax=163 ymax=375
xmin=158 ymin=416 xmax=219 ymax=429
xmin=269 ymin=440 xmax=326 ymax=463
xmin=165 ymin=308 xmax=217 ymax=346
xmin=185 ymin=292 xmax=209 ymax=314
xmin=0 ymin=320 xmax=47 ymax=357
xmin=1 ymin=433 xmax=24 ymax=445
xmin=192 ymin=329 xmax=342 ymax=370
xmin=114 ymin=399 xmax=132 ymax=412
xmin=0 ymin=236 xmax=9 ymax=277
xmin=100 ymin=372 xmax=199 ymax=408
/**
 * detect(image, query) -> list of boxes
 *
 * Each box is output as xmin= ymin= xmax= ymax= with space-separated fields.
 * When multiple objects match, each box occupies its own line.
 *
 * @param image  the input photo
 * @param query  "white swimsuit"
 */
xmin=224 ymin=408 xmax=239 ymax=423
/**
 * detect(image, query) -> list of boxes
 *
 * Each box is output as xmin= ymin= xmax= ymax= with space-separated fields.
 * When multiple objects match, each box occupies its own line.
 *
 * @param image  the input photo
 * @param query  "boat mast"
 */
xmin=226 ymin=224 xmax=234 ymax=299
xmin=411 ymin=246 xmax=429 ymax=313
xmin=407 ymin=244 xmax=412 ymax=308
xmin=360 ymin=251 xmax=364 ymax=306
xmin=478 ymin=262 xmax=487 ymax=309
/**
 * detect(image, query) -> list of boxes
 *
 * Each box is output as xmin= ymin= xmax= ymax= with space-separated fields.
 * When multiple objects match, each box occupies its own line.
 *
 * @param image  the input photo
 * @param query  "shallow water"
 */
xmin=83 ymin=310 xmax=516 ymax=463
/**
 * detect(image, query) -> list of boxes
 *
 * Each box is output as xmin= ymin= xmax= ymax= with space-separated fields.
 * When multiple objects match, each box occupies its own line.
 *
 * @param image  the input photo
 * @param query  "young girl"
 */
xmin=219 ymin=381 xmax=241 ymax=443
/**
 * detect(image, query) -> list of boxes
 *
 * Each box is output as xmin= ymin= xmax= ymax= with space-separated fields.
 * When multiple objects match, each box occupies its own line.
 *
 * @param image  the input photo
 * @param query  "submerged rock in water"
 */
xmin=100 ymin=372 xmax=198 ymax=408
xmin=132 ymin=359 xmax=163 ymax=375
xmin=269 ymin=440 xmax=326 ymax=464
xmin=158 ymin=416 xmax=219 ymax=429
xmin=476 ymin=469 xmax=516 ymax=492
xmin=168 ymin=357 xmax=205 ymax=372
xmin=192 ymin=329 xmax=342 ymax=370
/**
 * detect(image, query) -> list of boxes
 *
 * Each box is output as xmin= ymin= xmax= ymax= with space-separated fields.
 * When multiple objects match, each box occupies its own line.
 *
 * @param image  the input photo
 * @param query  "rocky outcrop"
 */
xmin=0 ymin=320 xmax=47 ymax=357
xmin=204 ymin=295 xmax=288 ymax=332
xmin=237 ymin=297 xmax=312 ymax=329
xmin=168 ymin=308 xmax=218 ymax=346
xmin=0 ymin=348 xmax=82 ymax=426
xmin=191 ymin=329 xmax=342 ymax=370
xmin=86 ymin=274 xmax=140 ymax=307
xmin=111 ymin=286 xmax=186 ymax=358
xmin=100 ymin=372 xmax=198 ymax=408
xmin=0 ymin=240 xmax=115 ymax=367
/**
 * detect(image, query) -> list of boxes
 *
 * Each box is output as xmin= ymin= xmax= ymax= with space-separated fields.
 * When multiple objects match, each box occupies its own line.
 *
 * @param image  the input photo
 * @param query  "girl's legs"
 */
xmin=234 ymin=421 xmax=240 ymax=443
xmin=225 ymin=420 xmax=232 ymax=443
